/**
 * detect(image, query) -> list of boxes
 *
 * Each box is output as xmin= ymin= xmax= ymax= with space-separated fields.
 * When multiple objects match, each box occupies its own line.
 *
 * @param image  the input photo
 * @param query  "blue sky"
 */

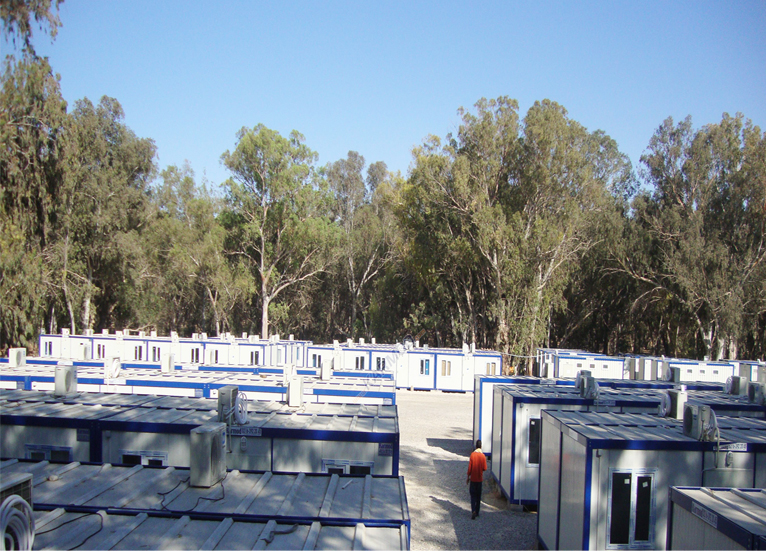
xmin=19 ymin=0 xmax=766 ymax=188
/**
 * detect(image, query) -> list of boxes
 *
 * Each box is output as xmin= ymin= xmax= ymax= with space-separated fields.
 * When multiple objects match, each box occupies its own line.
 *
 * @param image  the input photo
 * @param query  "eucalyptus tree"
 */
xmin=221 ymin=124 xmax=339 ymax=338
xmin=619 ymin=114 xmax=766 ymax=359
xmin=0 ymin=55 xmax=67 ymax=351
xmin=509 ymin=101 xmax=633 ymax=365
xmin=50 ymin=96 xmax=156 ymax=333
xmin=140 ymin=164 xmax=252 ymax=336
xmin=325 ymin=152 xmax=392 ymax=338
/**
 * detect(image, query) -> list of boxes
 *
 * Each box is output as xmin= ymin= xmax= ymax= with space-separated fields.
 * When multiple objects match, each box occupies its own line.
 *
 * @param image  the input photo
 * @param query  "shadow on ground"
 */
xmin=425 ymin=437 xmax=475 ymax=456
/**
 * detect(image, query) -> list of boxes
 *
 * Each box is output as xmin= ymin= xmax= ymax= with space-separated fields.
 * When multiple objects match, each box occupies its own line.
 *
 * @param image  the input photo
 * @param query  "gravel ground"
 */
xmin=396 ymin=389 xmax=538 ymax=551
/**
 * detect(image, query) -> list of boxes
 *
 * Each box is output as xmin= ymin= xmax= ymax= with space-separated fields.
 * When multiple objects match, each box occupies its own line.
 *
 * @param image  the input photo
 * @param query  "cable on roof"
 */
xmin=1 ymin=495 xmax=35 ymax=551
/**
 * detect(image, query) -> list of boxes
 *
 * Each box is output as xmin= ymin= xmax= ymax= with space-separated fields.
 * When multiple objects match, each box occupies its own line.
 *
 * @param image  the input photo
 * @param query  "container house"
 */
xmin=537 ymin=410 xmax=766 ymax=550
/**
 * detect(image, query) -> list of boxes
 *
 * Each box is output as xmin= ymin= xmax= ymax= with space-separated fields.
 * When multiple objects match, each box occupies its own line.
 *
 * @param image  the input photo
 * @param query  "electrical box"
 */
xmin=190 ymin=423 xmax=227 ymax=488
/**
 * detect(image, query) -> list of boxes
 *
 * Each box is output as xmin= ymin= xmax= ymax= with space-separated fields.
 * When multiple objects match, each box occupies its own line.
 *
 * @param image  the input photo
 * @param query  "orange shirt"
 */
xmin=467 ymin=449 xmax=487 ymax=482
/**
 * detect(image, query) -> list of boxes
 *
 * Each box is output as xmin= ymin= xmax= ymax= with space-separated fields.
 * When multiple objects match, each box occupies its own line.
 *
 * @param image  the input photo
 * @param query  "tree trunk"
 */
xmin=261 ymin=293 xmax=270 ymax=338
xmin=728 ymin=336 xmax=738 ymax=360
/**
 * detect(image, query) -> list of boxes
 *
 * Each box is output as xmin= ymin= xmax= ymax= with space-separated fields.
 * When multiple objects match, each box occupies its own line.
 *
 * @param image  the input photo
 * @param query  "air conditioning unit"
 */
xmin=217 ymin=385 xmax=239 ymax=425
xmin=581 ymin=376 xmax=599 ymax=399
xmin=74 ymin=343 xmax=89 ymax=361
xmin=54 ymin=363 xmax=77 ymax=397
xmin=747 ymin=382 xmax=766 ymax=406
xmin=725 ymin=376 xmax=748 ymax=395
xmin=8 ymin=348 xmax=26 ymax=368
xmin=105 ymin=357 xmax=122 ymax=379
xmin=664 ymin=366 xmax=681 ymax=382
xmin=683 ymin=404 xmax=717 ymax=441
xmin=0 ymin=472 xmax=32 ymax=508
xmin=61 ymin=328 xmax=70 ymax=337
xmin=575 ymin=370 xmax=592 ymax=390
xmin=683 ymin=404 xmax=703 ymax=440
xmin=667 ymin=389 xmax=687 ymax=419
xmin=161 ymin=352 xmax=174 ymax=373
xmin=288 ymin=376 xmax=304 ymax=407
xmin=190 ymin=423 xmax=227 ymax=488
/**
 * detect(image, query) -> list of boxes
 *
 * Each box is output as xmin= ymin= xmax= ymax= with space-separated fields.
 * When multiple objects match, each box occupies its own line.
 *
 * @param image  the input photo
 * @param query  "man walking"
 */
xmin=466 ymin=439 xmax=487 ymax=519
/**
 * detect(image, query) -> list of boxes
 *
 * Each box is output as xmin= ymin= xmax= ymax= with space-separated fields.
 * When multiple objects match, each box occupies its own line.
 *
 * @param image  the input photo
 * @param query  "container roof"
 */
xmin=670 ymin=487 xmax=766 ymax=547
xmin=0 ymin=390 xmax=399 ymax=434
xmin=0 ymin=459 xmax=409 ymax=524
xmin=542 ymin=410 xmax=766 ymax=449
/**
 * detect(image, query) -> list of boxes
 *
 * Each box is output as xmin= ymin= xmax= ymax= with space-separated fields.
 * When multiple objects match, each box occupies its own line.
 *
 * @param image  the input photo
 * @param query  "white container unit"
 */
xmin=667 ymin=487 xmax=766 ymax=550
xmin=537 ymin=410 xmax=766 ymax=551
xmin=472 ymin=375 xmax=554 ymax=459
xmin=490 ymin=384 xmax=664 ymax=507
xmin=552 ymin=352 xmax=627 ymax=379
xmin=662 ymin=359 xmax=737 ymax=384
xmin=0 ymin=390 xmax=401 ymax=476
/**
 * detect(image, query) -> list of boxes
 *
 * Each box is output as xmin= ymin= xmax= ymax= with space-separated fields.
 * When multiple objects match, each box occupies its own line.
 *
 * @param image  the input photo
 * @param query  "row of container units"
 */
xmin=38 ymin=330 xmax=311 ymax=368
xmin=537 ymin=411 xmax=766 ymax=550
xmin=1 ymin=361 xmax=398 ymax=405
xmin=667 ymin=486 xmax=766 ymax=550
xmin=1 ymin=459 xmax=410 ymax=550
xmin=472 ymin=375 xmax=728 ymax=460
xmin=536 ymin=348 xmax=766 ymax=385
xmin=0 ymin=389 xmax=400 ymax=476
xmin=33 ymin=331 xmax=506 ymax=390
xmin=490 ymin=383 xmax=766 ymax=509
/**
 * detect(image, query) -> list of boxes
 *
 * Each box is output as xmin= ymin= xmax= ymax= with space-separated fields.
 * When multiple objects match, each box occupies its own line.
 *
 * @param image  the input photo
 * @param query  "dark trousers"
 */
xmin=469 ymin=481 xmax=482 ymax=515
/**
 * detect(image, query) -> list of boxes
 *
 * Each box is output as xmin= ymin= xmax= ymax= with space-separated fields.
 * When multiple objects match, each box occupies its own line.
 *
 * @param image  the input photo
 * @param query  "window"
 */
xmin=322 ymin=459 xmax=374 ymax=474
xmin=213 ymin=350 xmax=219 ymax=364
xmin=603 ymin=364 xmax=608 ymax=370
xmin=441 ymin=360 xmax=451 ymax=376
xmin=96 ymin=344 xmax=105 ymax=359
xmin=528 ymin=418 xmax=541 ymax=465
xmin=355 ymin=356 xmax=365 ymax=370
xmin=152 ymin=346 xmax=159 ymax=362
xmin=135 ymin=346 xmax=142 ymax=361
xmin=120 ymin=451 xmax=168 ymax=467
xmin=577 ymin=363 xmax=583 ymax=368
xmin=277 ymin=348 xmax=283 ymax=364
xmin=25 ymin=445 xmax=72 ymax=463
xmin=420 ymin=359 xmax=429 ymax=375
xmin=486 ymin=362 xmax=497 ymax=376
xmin=192 ymin=348 xmax=200 ymax=363
xmin=377 ymin=358 xmax=386 ymax=371
xmin=608 ymin=471 xmax=655 ymax=548
xmin=250 ymin=351 xmax=259 ymax=365
xmin=44 ymin=341 xmax=53 ymax=356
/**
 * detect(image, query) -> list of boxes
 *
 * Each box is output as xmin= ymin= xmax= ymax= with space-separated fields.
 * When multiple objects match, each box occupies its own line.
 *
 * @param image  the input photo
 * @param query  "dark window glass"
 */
xmin=610 ymin=472 xmax=632 ymax=545
xmin=50 ymin=449 xmax=71 ymax=462
xmin=147 ymin=458 xmax=164 ymax=467
xmin=350 ymin=465 xmax=371 ymax=475
xmin=528 ymin=418 xmax=541 ymax=464
xmin=30 ymin=451 xmax=46 ymax=461
xmin=122 ymin=454 xmax=142 ymax=466
xmin=328 ymin=467 xmax=344 ymax=475
xmin=635 ymin=476 xmax=652 ymax=541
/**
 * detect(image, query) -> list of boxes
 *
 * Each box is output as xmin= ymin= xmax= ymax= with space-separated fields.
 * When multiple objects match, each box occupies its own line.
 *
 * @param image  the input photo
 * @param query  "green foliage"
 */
xmin=1 ymin=0 xmax=62 ymax=55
